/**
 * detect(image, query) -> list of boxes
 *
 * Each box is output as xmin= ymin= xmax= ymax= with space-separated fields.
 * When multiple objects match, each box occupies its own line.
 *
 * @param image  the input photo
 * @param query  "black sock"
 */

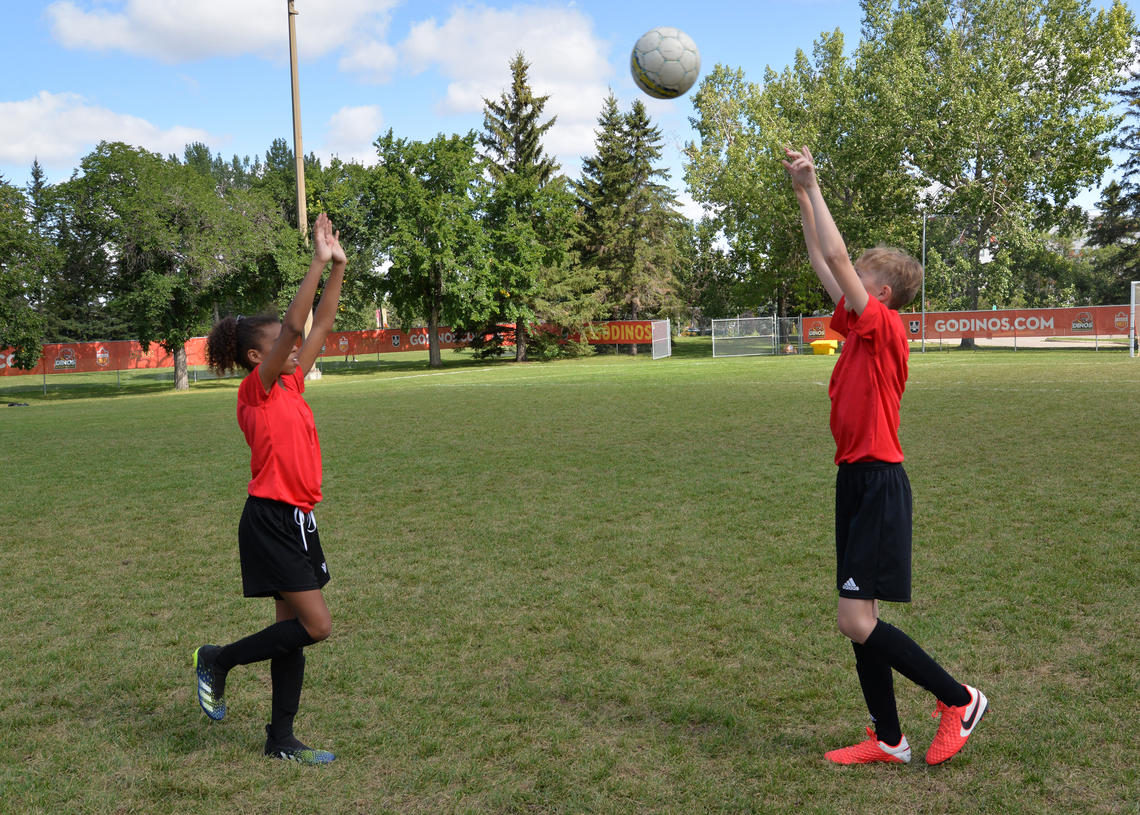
xmin=863 ymin=621 xmax=971 ymax=707
xmin=216 ymin=619 xmax=316 ymax=672
xmin=851 ymin=641 xmax=902 ymax=746
xmin=269 ymin=648 xmax=305 ymax=743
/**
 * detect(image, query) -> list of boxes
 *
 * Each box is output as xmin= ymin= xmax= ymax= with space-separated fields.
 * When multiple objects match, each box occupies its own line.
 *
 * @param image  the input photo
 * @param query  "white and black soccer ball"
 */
xmin=630 ymin=26 xmax=700 ymax=100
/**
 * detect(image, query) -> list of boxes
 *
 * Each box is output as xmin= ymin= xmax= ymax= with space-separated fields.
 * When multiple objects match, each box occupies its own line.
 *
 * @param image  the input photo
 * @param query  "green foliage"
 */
xmin=577 ymin=94 xmax=684 ymax=333
xmin=864 ymin=0 xmax=1134 ymax=308
xmin=0 ymin=178 xmax=48 ymax=367
xmin=687 ymin=0 xmax=1136 ymax=317
xmin=477 ymin=53 xmax=573 ymax=361
xmin=686 ymin=42 xmax=872 ymax=318
xmin=367 ymin=130 xmax=489 ymax=367
xmin=58 ymin=142 xmax=301 ymax=387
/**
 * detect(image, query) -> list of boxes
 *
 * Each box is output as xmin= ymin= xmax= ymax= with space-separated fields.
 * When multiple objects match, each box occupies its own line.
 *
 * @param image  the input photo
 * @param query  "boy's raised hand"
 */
xmin=782 ymin=146 xmax=818 ymax=190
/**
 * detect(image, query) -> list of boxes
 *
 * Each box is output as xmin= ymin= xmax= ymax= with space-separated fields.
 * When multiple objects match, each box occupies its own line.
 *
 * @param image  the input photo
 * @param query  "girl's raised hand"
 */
xmin=312 ymin=213 xmax=334 ymax=264
xmin=328 ymin=223 xmax=346 ymax=265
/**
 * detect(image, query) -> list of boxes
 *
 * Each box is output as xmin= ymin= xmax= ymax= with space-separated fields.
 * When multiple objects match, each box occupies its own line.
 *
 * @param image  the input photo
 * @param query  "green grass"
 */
xmin=1 ymin=341 xmax=1137 ymax=814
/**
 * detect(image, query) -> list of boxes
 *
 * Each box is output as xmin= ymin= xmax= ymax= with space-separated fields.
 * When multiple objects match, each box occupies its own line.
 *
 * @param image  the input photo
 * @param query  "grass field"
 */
xmin=1 ymin=340 xmax=1137 ymax=814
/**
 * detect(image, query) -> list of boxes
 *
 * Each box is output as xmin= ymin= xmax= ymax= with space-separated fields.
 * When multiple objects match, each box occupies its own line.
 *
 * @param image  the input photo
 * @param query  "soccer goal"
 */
xmin=1132 ymin=281 xmax=1139 ymax=358
xmin=651 ymin=319 xmax=672 ymax=359
xmin=712 ymin=316 xmax=778 ymax=357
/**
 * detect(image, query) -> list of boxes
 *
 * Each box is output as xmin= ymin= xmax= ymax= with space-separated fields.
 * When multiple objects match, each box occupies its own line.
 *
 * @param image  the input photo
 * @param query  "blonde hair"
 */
xmin=855 ymin=247 xmax=922 ymax=309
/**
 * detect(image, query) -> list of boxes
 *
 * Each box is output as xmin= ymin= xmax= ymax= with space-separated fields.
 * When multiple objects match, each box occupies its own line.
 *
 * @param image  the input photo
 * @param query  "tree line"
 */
xmin=685 ymin=0 xmax=1139 ymax=343
xmin=4 ymin=0 xmax=1140 ymax=378
xmin=0 ymin=54 xmax=690 ymax=383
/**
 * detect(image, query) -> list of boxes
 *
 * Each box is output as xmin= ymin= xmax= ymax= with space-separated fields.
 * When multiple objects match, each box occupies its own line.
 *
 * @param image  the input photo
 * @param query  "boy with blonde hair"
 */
xmin=783 ymin=146 xmax=987 ymax=766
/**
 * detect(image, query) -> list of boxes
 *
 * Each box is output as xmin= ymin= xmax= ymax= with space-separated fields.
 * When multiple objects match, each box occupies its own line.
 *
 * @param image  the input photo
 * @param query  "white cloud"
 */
xmin=318 ymin=105 xmax=385 ymax=166
xmin=397 ymin=5 xmax=614 ymax=168
xmin=46 ymin=0 xmax=397 ymax=63
xmin=339 ymin=41 xmax=400 ymax=84
xmin=0 ymin=91 xmax=214 ymax=178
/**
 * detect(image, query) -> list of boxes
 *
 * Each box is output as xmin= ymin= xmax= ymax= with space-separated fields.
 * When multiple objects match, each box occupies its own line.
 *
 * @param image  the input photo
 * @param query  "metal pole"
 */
xmin=921 ymin=214 xmax=927 ymax=353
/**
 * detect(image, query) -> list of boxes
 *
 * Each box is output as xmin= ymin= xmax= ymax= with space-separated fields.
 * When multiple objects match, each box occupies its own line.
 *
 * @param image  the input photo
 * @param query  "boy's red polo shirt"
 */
xmin=828 ymin=296 xmax=908 ymax=464
xmin=237 ymin=367 xmax=322 ymax=512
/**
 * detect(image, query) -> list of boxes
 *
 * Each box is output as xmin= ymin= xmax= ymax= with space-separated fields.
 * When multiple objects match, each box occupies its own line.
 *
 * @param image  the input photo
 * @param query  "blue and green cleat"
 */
xmin=193 ymin=645 xmax=227 ymax=721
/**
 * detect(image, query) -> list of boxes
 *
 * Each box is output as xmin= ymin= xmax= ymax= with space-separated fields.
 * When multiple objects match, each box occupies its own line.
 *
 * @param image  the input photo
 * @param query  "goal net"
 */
xmin=1132 ymin=281 xmax=1140 ymax=358
xmin=651 ymin=319 xmax=672 ymax=359
xmin=712 ymin=316 xmax=778 ymax=357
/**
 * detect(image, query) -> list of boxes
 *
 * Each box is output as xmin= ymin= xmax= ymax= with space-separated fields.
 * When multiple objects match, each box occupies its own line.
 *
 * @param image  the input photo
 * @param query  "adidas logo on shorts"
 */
xmin=841 ymin=577 xmax=860 ymax=592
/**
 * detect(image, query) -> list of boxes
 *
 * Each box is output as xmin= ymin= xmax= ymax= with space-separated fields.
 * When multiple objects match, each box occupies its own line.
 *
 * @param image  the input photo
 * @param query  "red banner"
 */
xmin=0 ymin=321 xmax=658 ymax=376
xmin=800 ymin=305 xmax=1131 ymax=343
xmin=572 ymin=321 xmax=655 ymax=344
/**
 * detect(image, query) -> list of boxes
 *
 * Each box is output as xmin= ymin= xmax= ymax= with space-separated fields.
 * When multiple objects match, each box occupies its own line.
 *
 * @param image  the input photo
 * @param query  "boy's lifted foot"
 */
xmin=193 ymin=645 xmax=227 ymax=721
xmin=825 ymin=726 xmax=911 ymax=764
xmin=264 ymin=725 xmax=335 ymax=765
xmin=926 ymin=684 xmax=988 ymax=765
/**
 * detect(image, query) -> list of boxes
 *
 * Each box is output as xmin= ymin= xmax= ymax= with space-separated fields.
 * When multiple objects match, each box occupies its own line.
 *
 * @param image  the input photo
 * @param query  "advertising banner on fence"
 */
xmin=1 ymin=321 xmax=658 ymax=377
xmin=800 ymin=305 xmax=1130 ymax=344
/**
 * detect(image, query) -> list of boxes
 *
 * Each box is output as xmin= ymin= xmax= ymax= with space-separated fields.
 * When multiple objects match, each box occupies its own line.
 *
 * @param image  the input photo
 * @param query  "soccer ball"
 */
xmin=630 ymin=27 xmax=700 ymax=100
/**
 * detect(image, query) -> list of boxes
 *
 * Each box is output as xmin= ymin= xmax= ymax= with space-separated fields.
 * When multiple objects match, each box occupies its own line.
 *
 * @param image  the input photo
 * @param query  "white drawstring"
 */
xmin=293 ymin=507 xmax=317 ymax=551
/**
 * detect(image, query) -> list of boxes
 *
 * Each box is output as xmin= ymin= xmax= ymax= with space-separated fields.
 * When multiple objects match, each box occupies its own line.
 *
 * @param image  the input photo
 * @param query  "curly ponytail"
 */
xmin=206 ymin=314 xmax=280 ymax=376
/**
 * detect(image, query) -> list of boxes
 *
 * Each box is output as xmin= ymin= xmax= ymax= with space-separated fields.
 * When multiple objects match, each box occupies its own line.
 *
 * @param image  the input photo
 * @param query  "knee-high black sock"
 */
xmin=216 ymin=619 xmax=316 ymax=672
xmin=270 ymin=648 xmax=305 ymax=743
xmin=863 ymin=621 xmax=970 ymax=707
xmin=851 ymin=641 xmax=902 ymax=746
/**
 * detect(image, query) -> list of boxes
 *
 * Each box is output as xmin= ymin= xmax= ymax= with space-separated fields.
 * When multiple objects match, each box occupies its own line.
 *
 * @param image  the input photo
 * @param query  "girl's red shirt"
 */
xmin=237 ymin=367 xmax=322 ymax=512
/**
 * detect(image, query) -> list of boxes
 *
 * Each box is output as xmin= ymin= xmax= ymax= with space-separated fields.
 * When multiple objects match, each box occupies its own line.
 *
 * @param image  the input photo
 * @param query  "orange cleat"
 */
xmin=926 ymin=684 xmax=988 ymax=765
xmin=825 ymin=726 xmax=912 ymax=765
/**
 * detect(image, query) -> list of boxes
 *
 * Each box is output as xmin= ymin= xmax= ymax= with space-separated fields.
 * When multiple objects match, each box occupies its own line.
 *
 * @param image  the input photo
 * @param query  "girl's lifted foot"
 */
xmin=193 ymin=645 xmax=227 ymax=721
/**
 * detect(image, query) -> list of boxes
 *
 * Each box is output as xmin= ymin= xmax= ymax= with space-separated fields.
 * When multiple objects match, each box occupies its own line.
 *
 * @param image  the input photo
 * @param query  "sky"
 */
xmin=0 ymin=0 xmax=1130 ymax=219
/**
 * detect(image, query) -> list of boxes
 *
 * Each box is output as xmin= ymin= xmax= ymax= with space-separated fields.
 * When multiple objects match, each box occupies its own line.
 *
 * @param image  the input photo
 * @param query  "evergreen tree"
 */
xmin=576 ymin=93 xmax=630 ymax=284
xmin=614 ymin=100 xmax=683 ymax=337
xmin=480 ymin=53 xmax=558 ymax=188
xmin=577 ymin=96 xmax=683 ymax=351
xmin=478 ymin=52 xmax=564 ymax=361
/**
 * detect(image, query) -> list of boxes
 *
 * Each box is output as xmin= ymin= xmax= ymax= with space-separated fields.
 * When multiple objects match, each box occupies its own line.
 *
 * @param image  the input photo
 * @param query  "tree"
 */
xmin=676 ymin=217 xmax=751 ymax=324
xmin=686 ymin=39 xmax=875 ymax=320
xmin=1085 ymin=180 xmax=1138 ymax=304
xmin=862 ymin=0 xmax=1134 ymax=341
xmin=0 ymin=178 xmax=48 ymax=368
xmin=609 ymin=100 xmax=685 ymax=345
xmin=576 ymin=93 xmax=629 ymax=277
xmin=578 ymin=94 xmax=685 ymax=349
xmin=479 ymin=52 xmax=563 ymax=361
xmin=366 ymin=130 xmax=488 ymax=368
xmin=1085 ymin=60 xmax=1140 ymax=301
xmin=71 ymin=142 xmax=296 ymax=389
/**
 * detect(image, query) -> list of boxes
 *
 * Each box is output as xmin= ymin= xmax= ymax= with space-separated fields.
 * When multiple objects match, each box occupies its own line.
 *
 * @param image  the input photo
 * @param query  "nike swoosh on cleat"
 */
xmin=959 ymin=694 xmax=986 ymax=736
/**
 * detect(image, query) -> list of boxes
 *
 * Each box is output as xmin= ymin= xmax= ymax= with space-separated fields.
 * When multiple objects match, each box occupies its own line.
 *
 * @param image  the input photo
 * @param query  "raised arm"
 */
xmin=257 ymin=212 xmax=342 ymax=391
xmin=295 ymin=214 xmax=347 ymax=376
xmin=792 ymin=184 xmax=843 ymax=305
xmin=783 ymin=147 xmax=867 ymax=314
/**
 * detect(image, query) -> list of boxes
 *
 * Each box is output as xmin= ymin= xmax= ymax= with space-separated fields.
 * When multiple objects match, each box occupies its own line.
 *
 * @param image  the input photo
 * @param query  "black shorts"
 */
xmin=835 ymin=462 xmax=912 ymax=602
xmin=238 ymin=496 xmax=331 ymax=598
